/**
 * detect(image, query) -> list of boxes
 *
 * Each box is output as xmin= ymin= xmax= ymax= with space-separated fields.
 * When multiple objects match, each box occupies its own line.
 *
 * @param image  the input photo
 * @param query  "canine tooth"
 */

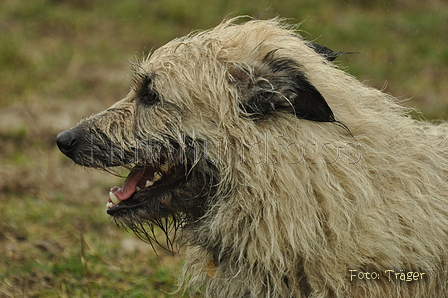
xmin=136 ymin=186 xmax=141 ymax=191
xmin=106 ymin=202 xmax=114 ymax=209
xmin=153 ymin=172 xmax=162 ymax=181
xmin=160 ymin=164 xmax=169 ymax=172
xmin=109 ymin=191 xmax=120 ymax=204
xmin=145 ymin=180 xmax=154 ymax=188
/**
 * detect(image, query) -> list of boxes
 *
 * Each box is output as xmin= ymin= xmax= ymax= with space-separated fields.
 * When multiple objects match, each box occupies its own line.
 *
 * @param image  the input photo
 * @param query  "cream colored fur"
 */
xmin=133 ymin=18 xmax=447 ymax=297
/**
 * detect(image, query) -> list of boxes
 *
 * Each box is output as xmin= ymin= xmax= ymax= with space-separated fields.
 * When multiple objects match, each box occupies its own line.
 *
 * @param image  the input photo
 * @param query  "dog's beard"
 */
xmin=107 ymin=161 xmax=208 ymax=250
xmin=57 ymin=123 xmax=218 ymax=250
xmin=99 ymin=141 xmax=218 ymax=251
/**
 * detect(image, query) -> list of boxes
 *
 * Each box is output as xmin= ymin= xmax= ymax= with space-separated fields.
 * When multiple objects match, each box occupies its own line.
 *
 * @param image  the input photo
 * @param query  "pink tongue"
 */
xmin=111 ymin=169 xmax=145 ymax=201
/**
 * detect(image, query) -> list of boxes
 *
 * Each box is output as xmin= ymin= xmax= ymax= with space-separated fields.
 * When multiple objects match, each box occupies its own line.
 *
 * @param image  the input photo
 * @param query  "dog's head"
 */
xmin=56 ymin=18 xmax=341 ymax=247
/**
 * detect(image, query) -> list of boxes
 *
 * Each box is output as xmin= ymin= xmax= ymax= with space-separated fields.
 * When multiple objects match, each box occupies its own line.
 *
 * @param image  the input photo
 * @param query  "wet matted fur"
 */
xmin=56 ymin=18 xmax=448 ymax=297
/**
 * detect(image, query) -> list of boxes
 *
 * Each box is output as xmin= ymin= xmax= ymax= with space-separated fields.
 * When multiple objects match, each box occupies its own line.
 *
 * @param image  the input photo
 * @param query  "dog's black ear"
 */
xmin=234 ymin=57 xmax=335 ymax=122
xmin=308 ymin=43 xmax=341 ymax=62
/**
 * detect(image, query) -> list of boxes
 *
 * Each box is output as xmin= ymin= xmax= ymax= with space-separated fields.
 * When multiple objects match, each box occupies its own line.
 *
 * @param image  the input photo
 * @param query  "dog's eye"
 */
xmin=140 ymin=88 xmax=159 ymax=105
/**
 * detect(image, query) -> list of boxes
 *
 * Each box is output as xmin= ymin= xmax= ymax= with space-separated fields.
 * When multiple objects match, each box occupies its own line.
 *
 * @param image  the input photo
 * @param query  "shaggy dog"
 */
xmin=56 ymin=18 xmax=448 ymax=297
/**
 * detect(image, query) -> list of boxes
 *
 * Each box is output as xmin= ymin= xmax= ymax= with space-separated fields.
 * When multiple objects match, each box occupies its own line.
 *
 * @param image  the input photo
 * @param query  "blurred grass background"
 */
xmin=0 ymin=0 xmax=447 ymax=297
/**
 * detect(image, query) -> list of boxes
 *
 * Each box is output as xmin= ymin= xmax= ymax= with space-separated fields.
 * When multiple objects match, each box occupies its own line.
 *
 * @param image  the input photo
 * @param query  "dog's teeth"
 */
xmin=145 ymin=180 xmax=154 ymax=188
xmin=160 ymin=164 xmax=169 ymax=172
xmin=153 ymin=172 xmax=162 ymax=181
xmin=106 ymin=202 xmax=114 ymax=209
xmin=136 ymin=186 xmax=141 ymax=191
xmin=109 ymin=191 xmax=120 ymax=204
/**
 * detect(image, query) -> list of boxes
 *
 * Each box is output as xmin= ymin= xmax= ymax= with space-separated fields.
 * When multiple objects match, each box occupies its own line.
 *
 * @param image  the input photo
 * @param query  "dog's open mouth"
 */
xmin=106 ymin=162 xmax=186 ymax=215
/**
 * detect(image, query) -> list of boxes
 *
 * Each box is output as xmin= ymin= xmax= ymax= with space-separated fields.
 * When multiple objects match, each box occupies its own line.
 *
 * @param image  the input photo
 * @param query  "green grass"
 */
xmin=1 ymin=0 xmax=447 ymax=296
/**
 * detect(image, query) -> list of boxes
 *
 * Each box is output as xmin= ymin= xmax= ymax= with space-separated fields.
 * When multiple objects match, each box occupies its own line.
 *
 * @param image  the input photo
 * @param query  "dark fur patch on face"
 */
xmin=233 ymin=53 xmax=335 ymax=123
xmin=130 ymin=64 xmax=160 ymax=105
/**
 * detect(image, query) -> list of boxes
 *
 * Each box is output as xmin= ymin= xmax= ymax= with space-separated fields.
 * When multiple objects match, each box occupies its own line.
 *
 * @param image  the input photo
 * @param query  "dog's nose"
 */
xmin=56 ymin=128 xmax=77 ymax=156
